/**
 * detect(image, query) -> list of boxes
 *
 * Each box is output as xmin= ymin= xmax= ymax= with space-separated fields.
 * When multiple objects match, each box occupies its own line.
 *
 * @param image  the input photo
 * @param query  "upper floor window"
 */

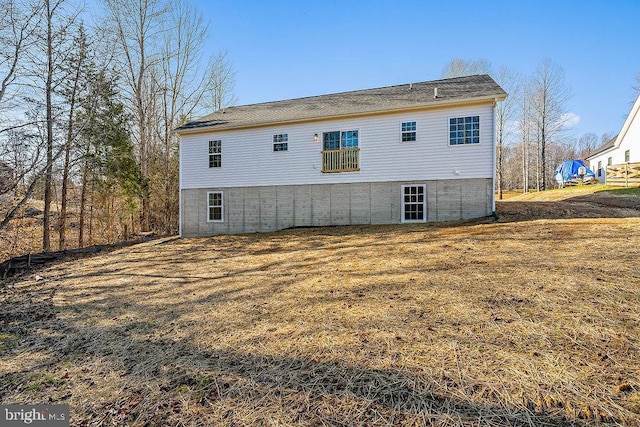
xmin=323 ymin=130 xmax=358 ymax=150
xmin=209 ymin=140 xmax=221 ymax=168
xmin=273 ymin=134 xmax=288 ymax=151
xmin=401 ymin=121 xmax=416 ymax=142
xmin=625 ymin=150 xmax=630 ymax=162
xmin=449 ymin=116 xmax=479 ymax=145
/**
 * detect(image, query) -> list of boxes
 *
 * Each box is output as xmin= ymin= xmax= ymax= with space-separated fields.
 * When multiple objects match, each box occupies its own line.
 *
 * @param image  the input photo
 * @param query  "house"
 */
xmin=175 ymin=75 xmax=507 ymax=237
xmin=587 ymin=93 xmax=640 ymax=183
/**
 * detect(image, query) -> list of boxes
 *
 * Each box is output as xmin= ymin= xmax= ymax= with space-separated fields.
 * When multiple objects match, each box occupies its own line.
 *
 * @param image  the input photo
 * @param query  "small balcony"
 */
xmin=321 ymin=148 xmax=360 ymax=173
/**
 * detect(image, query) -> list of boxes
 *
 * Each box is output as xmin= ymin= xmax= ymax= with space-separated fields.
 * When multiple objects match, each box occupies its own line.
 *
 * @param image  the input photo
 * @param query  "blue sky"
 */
xmin=193 ymin=0 xmax=640 ymax=142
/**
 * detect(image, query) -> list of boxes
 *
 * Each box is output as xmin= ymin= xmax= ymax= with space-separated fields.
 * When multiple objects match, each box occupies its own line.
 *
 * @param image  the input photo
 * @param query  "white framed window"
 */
xmin=401 ymin=184 xmax=426 ymax=222
xmin=449 ymin=116 xmax=479 ymax=145
xmin=322 ymin=130 xmax=358 ymax=150
xmin=401 ymin=121 xmax=416 ymax=142
xmin=625 ymin=150 xmax=630 ymax=162
xmin=607 ymin=157 xmax=613 ymax=166
xmin=597 ymin=161 xmax=602 ymax=177
xmin=273 ymin=134 xmax=288 ymax=151
xmin=209 ymin=140 xmax=221 ymax=168
xmin=207 ymin=191 xmax=223 ymax=222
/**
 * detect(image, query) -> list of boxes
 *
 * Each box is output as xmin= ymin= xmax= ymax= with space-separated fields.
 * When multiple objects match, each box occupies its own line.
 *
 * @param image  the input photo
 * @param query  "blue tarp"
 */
xmin=554 ymin=160 xmax=596 ymax=186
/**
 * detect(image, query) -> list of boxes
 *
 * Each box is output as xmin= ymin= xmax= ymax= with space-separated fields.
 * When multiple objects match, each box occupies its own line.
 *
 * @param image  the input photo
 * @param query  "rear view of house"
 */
xmin=175 ymin=75 xmax=507 ymax=237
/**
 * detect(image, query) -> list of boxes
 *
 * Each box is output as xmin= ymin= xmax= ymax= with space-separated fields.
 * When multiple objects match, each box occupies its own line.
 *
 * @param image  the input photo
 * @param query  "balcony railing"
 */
xmin=322 ymin=148 xmax=360 ymax=173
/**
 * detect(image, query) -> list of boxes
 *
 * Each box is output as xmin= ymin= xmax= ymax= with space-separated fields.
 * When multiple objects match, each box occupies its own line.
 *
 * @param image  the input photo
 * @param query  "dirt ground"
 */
xmin=497 ymin=187 xmax=640 ymax=222
xmin=1 ymin=187 xmax=639 ymax=426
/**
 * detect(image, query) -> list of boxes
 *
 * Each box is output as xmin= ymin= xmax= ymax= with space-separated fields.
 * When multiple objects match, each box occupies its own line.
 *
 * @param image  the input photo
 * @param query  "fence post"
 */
xmin=625 ymin=163 xmax=629 ymax=187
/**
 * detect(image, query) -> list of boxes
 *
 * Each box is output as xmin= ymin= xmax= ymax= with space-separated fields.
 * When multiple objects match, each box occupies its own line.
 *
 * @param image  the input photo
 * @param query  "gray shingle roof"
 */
xmin=176 ymin=74 xmax=507 ymax=133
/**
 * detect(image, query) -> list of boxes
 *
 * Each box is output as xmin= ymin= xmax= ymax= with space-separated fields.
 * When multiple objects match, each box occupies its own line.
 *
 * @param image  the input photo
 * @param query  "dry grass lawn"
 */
xmin=1 ymin=186 xmax=639 ymax=426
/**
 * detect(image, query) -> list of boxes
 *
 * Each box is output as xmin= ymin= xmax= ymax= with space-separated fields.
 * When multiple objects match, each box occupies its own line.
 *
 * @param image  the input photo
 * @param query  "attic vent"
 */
xmin=434 ymin=87 xmax=439 ymax=98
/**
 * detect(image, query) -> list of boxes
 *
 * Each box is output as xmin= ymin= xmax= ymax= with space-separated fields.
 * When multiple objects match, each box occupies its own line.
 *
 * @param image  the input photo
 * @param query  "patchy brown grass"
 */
xmin=1 ymin=197 xmax=144 ymax=263
xmin=1 ymin=190 xmax=639 ymax=426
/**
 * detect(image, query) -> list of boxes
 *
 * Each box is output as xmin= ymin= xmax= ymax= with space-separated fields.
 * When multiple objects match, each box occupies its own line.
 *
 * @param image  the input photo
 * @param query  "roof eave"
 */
xmin=175 ymin=94 xmax=506 ymax=136
xmin=586 ymin=144 xmax=616 ymax=160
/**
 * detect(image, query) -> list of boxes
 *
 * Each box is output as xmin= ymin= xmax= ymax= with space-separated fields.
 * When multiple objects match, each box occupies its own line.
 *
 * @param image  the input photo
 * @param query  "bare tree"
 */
xmin=206 ymin=50 xmax=237 ymax=112
xmin=529 ymin=58 xmax=571 ymax=191
xmin=150 ymin=0 xmax=229 ymax=234
xmin=0 ymin=1 xmax=40 ymax=115
xmin=441 ymin=58 xmax=492 ymax=78
xmin=494 ymin=66 xmax=519 ymax=199
xmin=0 ymin=129 xmax=45 ymax=229
xmin=0 ymin=1 xmax=43 ymax=230
xmin=517 ymin=79 xmax=536 ymax=193
xmin=600 ymin=132 xmax=615 ymax=146
xmin=105 ymin=0 xmax=236 ymax=234
xmin=58 ymin=25 xmax=89 ymax=249
xmin=576 ymin=132 xmax=599 ymax=160
xmin=42 ymin=0 xmax=58 ymax=251
xmin=104 ymin=0 xmax=167 ymax=232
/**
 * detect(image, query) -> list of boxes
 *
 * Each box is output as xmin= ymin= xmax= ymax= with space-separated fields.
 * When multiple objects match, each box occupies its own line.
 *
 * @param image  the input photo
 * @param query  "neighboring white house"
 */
xmin=175 ymin=75 xmax=507 ymax=237
xmin=587 ymin=93 xmax=640 ymax=183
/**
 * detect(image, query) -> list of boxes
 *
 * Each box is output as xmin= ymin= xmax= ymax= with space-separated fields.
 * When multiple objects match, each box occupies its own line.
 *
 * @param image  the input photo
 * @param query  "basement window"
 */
xmin=401 ymin=185 xmax=426 ymax=222
xmin=207 ymin=191 xmax=223 ymax=222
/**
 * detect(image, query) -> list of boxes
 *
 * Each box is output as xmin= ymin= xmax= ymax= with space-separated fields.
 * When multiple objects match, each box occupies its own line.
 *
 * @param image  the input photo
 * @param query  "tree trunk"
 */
xmin=88 ymin=188 xmax=94 ymax=246
xmin=59 ymin=146 xmax=70 ymax=249
xmin=522 ymin=139 xmax=529 ymax=193
xmin=59 ymin=37 xmax=83 ymax=250
xmin=540 ymin=122 xmax=547 ymax=191
xmin=496 ymin=127 xmax=503 ymax=200
xmin=78 ymin=158 xmax=89 ymax=247
xmin=42 ymin=0 xmax=54 ymax=252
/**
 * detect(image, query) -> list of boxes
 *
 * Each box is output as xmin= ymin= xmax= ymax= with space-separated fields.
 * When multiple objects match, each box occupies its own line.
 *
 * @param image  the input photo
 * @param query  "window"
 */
xmin=209 ymin=140 xmax=221 ymax=168
xmin=401 ymin=121 xmax=416 ymax=142
xmin=323 ymin=130 xmax=358 ymax=150
xmin=607 ymin=157 xmax=613 ymax=166
xmin=597 ymin=161 xmax=602 ymax=177
xmin=273 ymin=134 xmax=288 ymax=151
xmin=449 ymin=116 xmax=480 ymax=145
xmin=207 ymin=192 xmax=223 ymax=222
xmin=625 ymin=150 xmax=630 ymax=162
xmin=402 ymin=185 xmax=426 ymax=222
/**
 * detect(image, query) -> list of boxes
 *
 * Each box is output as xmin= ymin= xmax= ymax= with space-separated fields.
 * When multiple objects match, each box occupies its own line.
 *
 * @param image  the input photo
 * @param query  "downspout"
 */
xmin=491 ymin=99 xmax=497 ymax=217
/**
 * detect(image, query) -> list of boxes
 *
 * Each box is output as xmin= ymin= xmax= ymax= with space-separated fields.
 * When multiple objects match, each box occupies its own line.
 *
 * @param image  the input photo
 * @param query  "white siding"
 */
xmin=589 ymin=95 xmax=640 ymax=181
xmin=180 ymin=104 xmax=495 ymax=189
